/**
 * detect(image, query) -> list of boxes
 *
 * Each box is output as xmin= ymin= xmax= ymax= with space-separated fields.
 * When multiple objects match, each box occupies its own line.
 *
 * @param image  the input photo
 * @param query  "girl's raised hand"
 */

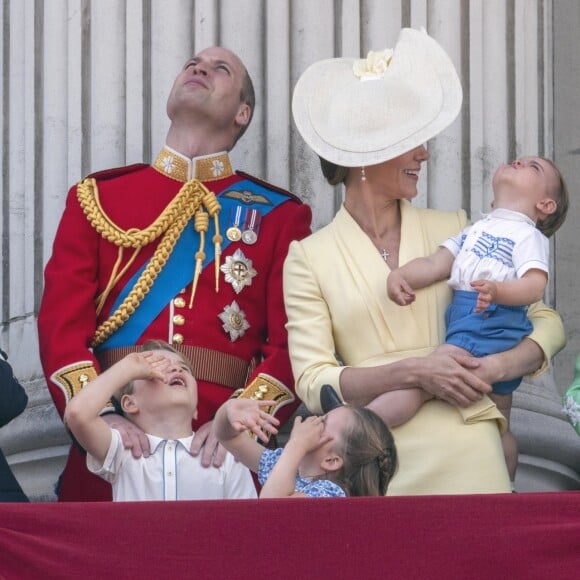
xmin=287 ymin=415 xmax=332 ymax=454
xmin=226 ymin=398 xmax=280 ymax=443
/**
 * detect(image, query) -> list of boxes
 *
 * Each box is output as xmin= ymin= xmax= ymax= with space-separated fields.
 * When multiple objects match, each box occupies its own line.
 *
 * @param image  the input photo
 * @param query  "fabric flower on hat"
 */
xmin=291 ymin=27 xmax=463 ymax=166
xmin=353 ymin=49 xmax=394 ymax=81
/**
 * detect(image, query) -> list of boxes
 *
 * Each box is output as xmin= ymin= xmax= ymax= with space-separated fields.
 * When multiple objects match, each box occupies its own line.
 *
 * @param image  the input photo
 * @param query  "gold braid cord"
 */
xmin=77 ymin=177 xmax=222 ymax=348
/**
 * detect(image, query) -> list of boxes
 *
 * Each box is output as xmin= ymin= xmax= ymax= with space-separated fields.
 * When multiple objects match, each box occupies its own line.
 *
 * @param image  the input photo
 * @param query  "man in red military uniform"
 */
xmin=38 ymin=46 xmax=312 ymax=501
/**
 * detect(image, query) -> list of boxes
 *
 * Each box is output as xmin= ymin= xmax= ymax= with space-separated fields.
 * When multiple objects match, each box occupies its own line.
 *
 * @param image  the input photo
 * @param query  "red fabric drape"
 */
xmin=1 ymin=492 xmax=579 ymax=579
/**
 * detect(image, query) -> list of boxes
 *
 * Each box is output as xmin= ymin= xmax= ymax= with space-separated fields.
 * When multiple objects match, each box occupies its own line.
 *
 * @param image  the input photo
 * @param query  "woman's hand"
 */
xmin=471 ymin=338 xmax=545 ymax=386
xmin=416 ymin=345 xmax=492 ymax=407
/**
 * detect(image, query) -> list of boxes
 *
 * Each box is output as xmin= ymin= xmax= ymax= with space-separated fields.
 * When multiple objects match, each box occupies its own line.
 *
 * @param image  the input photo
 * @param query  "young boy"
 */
xmin=64 ymin=340 xmax=257 ymax=501
xmin=385 ymin=156 xmax=569 ymax=482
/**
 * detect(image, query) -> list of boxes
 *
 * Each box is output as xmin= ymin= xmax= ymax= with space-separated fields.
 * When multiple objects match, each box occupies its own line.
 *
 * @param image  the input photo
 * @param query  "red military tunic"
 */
xmin=38 ymin=147 xmax=312 ymax=501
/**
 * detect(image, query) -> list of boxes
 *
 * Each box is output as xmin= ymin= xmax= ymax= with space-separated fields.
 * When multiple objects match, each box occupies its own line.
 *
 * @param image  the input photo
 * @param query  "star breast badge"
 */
xmin=220 ymin=249 xmax=257 ymax=294
xmin=218 ymin=301 xmax=250 ymax=342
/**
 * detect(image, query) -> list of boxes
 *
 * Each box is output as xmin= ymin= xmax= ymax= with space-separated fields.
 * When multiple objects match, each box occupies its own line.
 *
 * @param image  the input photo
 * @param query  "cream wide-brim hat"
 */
xmin=292 ymin=27 xmax=463 ymax=168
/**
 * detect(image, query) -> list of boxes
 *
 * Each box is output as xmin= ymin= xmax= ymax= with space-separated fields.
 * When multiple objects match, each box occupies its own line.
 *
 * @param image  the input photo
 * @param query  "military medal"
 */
xmin=218 ymin=300 xmax=250 ymax=342
xmin=226 ymin=205 xmax=243 ymax=242
xmin=226 ymin=226 xmax=242 ymax=242
xmin=241 ymin=229 xmax=257 ymax=245
xmin=220 ymin=249 xmax=257 ymax=294
xmin=242 ymin=209 xmax=261 ymax=245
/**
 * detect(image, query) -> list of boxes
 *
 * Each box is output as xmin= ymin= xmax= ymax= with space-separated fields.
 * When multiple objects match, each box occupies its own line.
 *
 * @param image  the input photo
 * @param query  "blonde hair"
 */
xmin=537 ymin=157 xmax=569 ymax=238
xmin=116 ymin=340 xmax=193 ymax=400
xmin=331 ymin=407 xmax=397 ymax=496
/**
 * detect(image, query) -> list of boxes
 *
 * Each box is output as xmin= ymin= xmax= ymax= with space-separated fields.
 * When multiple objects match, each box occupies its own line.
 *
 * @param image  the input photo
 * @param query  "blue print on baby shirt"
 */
xmin=470 ymin=231 xmax=515 ymax=268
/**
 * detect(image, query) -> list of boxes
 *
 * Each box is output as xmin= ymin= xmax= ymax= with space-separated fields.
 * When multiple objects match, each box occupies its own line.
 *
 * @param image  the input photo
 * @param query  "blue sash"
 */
xmin=97 ymin=179 xmax=289 ymax=350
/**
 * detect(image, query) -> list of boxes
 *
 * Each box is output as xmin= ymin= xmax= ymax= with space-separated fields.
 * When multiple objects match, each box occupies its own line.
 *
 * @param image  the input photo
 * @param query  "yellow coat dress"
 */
xmin=283 ymin=200 xmax=565 ymax=495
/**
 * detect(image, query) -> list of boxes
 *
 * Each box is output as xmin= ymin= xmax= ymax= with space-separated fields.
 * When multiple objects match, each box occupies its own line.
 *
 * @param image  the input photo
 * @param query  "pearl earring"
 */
xmin=361 ymin=166 xmax=367 ymax=182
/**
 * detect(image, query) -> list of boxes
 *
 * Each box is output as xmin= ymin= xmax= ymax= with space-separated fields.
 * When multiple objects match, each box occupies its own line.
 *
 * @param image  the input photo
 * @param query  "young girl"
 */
xmin=214 ymin=393 xmax=397 ymax=497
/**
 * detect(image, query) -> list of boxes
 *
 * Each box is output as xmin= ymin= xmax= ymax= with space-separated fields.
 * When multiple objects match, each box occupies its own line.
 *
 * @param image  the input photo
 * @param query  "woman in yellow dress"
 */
xmin=285 ymin=28 xmax=565 ymax=494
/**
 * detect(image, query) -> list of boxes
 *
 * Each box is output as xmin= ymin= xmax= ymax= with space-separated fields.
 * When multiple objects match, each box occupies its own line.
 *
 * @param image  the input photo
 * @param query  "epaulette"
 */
xmin=85 ymin=163 xmax=149 ymax=182
xmin=236 ymin=170 xmax=304 ymax=204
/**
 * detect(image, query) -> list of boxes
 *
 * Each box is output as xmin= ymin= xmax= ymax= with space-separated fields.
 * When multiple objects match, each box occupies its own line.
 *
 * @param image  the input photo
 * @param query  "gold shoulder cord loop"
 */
xmin=201 ymin=189 xmax=223 ymax=292
xmin=189 ymin=211 xmax=208 ymax=308
xmin=77 ymin=177 xmax=222 ymax=348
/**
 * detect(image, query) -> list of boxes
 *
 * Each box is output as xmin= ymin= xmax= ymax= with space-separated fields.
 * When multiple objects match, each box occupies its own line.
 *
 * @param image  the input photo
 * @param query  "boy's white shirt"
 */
xmin=87 ymin=428 xmax=257 ymax=501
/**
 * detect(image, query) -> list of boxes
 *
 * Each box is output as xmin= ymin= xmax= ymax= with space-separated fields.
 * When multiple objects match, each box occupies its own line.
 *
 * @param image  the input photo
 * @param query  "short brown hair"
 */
xmin=233 ymin=66 xmax=255 ymax=146
xmin=537 ymin=157 xmax=569 ymax=238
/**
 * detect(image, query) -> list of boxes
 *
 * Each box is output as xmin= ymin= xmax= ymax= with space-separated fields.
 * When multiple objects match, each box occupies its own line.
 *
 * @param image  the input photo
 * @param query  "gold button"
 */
xmin=174 ymin=297 xmax=186 ymax=308
xmin=172 ymin=333 xmax=184 ymax=345
xmin=173 ymin=314 xmax=185 ymax=326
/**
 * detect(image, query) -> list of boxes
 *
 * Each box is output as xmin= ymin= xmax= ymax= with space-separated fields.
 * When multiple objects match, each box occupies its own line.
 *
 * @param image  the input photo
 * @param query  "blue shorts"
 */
xmin=445 ymin=290 xmax=533 ymax=394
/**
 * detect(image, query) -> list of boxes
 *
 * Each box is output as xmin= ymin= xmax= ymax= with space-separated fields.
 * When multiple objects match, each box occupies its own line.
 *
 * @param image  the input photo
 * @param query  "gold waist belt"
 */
xmin=96 ymin=345 xmax=257 ymax=390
